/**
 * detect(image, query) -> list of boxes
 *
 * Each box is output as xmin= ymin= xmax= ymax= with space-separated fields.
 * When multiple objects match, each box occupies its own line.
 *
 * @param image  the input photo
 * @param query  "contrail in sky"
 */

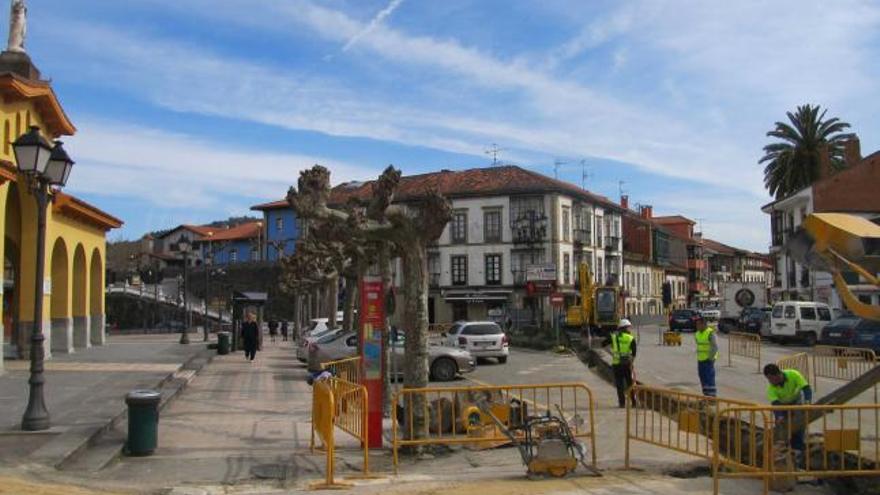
xmin=341 ymin=0 xmax=406 ymax=52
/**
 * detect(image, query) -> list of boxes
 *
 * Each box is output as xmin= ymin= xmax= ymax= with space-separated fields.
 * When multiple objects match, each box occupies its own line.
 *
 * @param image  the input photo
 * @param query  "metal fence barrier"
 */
xmin=727 ymin=332 xmax=761 ymax=373
xmin=811 ymin=346 xmax=877 ymax=392
xmin=309 ymin=377 xmax=371 ymax=488
xmin=626 ymin=385 xmax=760 ymax=467
xmin=657 ymin=327 xmax=682 ymax=346
xmin=714 ymin=403 xmax=880 ymax=495
xmin=391 ymin=382 xmax=597 ymax=472
xmin=321 ymin=356 xmax=362 ymax=385
xmin=776 ymin=352 xmax=810 ymax=383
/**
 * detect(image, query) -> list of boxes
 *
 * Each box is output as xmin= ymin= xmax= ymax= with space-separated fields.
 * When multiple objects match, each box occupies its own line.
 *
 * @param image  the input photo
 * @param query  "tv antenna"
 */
xmin=580 ymin=159 xmax=593 ymax=190
xmin=485 ymin=143 xmax=505 ymax=166
xmin=694 ymin=217 xmax=706 ymax=235
xmin=553 ymin=159 xmax=568 ymax=179
xmin=618 ymin=180 xmax=626 ymax=198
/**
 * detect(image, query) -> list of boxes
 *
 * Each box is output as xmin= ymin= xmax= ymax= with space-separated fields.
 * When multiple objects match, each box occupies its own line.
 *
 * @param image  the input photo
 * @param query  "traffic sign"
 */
xmin=550 ymin=292 xmax=564 ymax=307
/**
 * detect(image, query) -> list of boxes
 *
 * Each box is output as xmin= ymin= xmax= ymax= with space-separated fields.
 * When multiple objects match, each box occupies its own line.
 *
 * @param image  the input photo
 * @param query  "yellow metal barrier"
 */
xmin=625 ymin=385 xmax=760 ymax=468
xmin=391 ymin=383 xmax=597 ymax=472
xmin=811 ymin=346 xmax=877 ymax=392
xmin=713 ymin=403 xmax=880 ymax=495
xmin=658 ymin=327 xmax=682 ymax=346
xmin=428 ymin=323 xmax=454 ymax=335
xmin=309 ymin=377 xmax=371 ymax=488
xmin=321 ymin=356 xmax=362 ymax=384
xmin=727 ymin=332 xmax=761 ymax=373
xmin=776 ymin=352 xmax=811 ymax=384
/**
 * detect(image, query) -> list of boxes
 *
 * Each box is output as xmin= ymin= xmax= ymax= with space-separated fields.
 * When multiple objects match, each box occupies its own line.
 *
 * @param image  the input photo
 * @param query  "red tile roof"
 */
xmin=702 ymin=237 xmax=740 ymax=255
xmin=252 ymin=166 xmax=624 ymax=212
xmin=197 ymin=221 xmax=262 ymax=242
xmin=652 ymin=215 xmax=696 ymax=225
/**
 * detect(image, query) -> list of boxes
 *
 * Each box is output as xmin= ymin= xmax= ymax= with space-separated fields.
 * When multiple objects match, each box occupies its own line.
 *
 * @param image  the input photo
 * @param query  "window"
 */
xmin=817 ymin=307 xmax=832 ymax=321
xmin=484 ymin=210 xmax=502 ymax=243
xmin=800 ymin=307 xmax=817 ymax=320
xmin=451 ymin=211 xmax=468 ymax=243
xmin=276 ymin=216 xmax=284 ymax=232
xmin=784 ymin=305 xmax=795 ymax=318
xmin=485 ymin=254 xmax=501 ymax=285
xmin=562 ymin=207 xmax=571 ymax=242
xmin=461 ymin=323 xmax=503 ymax=335
xmin=230 ymin=250 xmax=238 ymax=263
xmin=510 ymin=196 xmax=545 ymax=221
xmin=451 ymin=255 xmax=468 ymax=285
xmin=563 ymin=253 xmax=571 ymax=284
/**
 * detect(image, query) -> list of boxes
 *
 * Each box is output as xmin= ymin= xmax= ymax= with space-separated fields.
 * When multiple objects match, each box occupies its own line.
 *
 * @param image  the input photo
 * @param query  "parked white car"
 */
xmin=768 ymin=301 xmax=833 ymax=346
xmin=444 ymin=321 xmax=509 ymax=363
xmin=296 ymin=326 xmax=342 ymax=362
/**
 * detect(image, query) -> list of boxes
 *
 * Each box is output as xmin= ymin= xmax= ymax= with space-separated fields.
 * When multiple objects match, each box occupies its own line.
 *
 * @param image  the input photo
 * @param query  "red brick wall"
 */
xmin=623 ymin=213 xmax=651 ymax=260
xmin=813 ymin=152 xmax=880 ymax=212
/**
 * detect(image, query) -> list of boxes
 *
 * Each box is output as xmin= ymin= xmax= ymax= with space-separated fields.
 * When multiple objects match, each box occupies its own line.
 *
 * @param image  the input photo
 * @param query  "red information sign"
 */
xmin=359 ymin=276 xmax=385 ymax=448
xmin=550 ymin=292 xmax=565 ymax=307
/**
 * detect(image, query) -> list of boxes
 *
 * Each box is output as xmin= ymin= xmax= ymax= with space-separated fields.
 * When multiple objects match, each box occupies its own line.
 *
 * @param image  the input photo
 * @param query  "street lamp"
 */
xmin=14 ymin=126 xmax=75 ymax=431
xmin=175 ymin=235 xmax=192 ymax=344
xmin=203 ymin=251 xmax=213 ymax=342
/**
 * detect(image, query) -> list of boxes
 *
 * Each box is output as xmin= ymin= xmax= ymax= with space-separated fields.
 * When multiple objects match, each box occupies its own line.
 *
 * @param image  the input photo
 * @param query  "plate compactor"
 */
xmin=476 ymin=399 xmax=601 ymax=479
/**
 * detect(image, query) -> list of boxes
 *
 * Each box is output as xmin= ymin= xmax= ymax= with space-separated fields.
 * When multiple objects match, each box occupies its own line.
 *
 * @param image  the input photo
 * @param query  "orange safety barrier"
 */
xmin=714 ymin=403 xmax=880 ymax=495
xmin=727 ymin=332 xmax=761 ymax=373
xmin=626 ymin=384 xmax=760 ymax=467
xmin=775 ymin=352 xmax=810 ymax=384
xmin=391 ymin=383 xmax=597 ymax=472
xmin=321 ymin=356 xmax=362 ymax=384
xmin=811 ymin=346 xmax=877 ymax=393
xmin=309 ymin=377 xmax=371 ymax=488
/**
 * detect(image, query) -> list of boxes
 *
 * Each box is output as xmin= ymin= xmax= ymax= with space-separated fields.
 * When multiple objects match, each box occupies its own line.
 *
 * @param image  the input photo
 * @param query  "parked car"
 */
xmin=309 ymin=330 xmax=476 ymax=381
xmin=769 ymin=301 xmax=833 ymax=346
xmin=819 ymin=316 xmax=880 ymax=350
xmin=668 ymin=309 xmax=701 ymax=332
xmin=297 ymin=326 xmax=342 ymax=363
xmin=738 ymin=307 xmax=771 ymax=334
xmin=444 ymin=321 xmax=509 ymax=364
xmin=699 ymin=307 xmax=721 ymax=321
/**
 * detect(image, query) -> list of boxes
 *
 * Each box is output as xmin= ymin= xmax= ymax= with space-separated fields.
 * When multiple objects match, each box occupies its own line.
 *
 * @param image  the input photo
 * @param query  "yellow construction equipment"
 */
xmin=565 ymin=263 xmax=621 ymax=337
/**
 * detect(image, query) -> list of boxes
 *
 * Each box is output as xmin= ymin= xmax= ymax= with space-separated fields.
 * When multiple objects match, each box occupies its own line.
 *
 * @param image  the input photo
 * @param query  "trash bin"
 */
xmin=125 ymin=389 xmax=161 ymax=456
xmin=217 ymin=331 xmax=230 ymax=355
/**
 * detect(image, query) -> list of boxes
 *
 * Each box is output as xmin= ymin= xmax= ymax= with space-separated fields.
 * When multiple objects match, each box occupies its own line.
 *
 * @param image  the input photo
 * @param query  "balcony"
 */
xmin=511 ymin=211 xmax=548 ymax=245
xmin=429 ymin=273 xmax=440 ymax=288
xmin=604 ymin=236 xmax=620 ymax=251
xmin=574 ymin=228 xmax=592 ymax=246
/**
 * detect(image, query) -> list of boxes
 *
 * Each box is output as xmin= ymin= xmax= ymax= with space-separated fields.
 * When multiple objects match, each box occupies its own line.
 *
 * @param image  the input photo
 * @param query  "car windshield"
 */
xmin=772 ymin=305 xmax=783 ymax=318
xmin=461 ymin=323 xmax=503 ymax=335
xmin=672 ymin=310 xmax=693 ymax=318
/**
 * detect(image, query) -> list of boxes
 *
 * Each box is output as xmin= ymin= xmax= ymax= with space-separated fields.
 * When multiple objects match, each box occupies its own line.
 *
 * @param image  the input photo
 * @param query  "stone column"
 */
xmin=90 ymin=314 xmax=105 ymax=346
xmin=51 ymin=317 xmax=73 ymax=354
xmin=73 ymin=315 xmax=91 ymax=349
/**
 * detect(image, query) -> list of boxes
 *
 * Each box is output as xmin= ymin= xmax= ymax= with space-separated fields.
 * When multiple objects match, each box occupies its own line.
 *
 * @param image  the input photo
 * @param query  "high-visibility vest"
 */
xmin=611 ymin=331 xmax=634 ymax=365
xmin=695 ymin=327 xmax=718 ymax=362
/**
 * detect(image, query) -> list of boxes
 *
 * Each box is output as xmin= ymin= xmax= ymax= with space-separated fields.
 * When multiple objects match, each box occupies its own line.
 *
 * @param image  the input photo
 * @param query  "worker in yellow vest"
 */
xmin=694 ymin=316 xmax=719 ymax=397
xmin=604 ymin=319 xmax=637 ymax=408
xmin=763 ymin=364 xmax=812 ymax=453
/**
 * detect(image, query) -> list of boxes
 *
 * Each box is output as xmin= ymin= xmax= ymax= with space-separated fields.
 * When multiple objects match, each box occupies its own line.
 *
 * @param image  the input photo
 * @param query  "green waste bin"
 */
xmin=125 ymin=389 xmax=161 ymax=456
xmin=217 ymin=331 xmax=230 ymax=355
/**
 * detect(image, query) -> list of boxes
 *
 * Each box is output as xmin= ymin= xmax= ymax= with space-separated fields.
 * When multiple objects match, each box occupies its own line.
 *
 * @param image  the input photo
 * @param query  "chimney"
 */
xmin=844 ymin=136 xmax=861 ymax=168
xmin=818 ymin=142 xmax=833 ymax=179
xmin=640 ymin=205 xmax=652 ymax=219
xmin=621 ymin=195 xmax=629 ymax=210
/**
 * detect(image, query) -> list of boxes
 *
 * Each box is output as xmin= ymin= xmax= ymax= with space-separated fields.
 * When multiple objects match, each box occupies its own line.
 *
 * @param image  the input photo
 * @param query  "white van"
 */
xmin=768 ymin=301 xmax=833 ymax=345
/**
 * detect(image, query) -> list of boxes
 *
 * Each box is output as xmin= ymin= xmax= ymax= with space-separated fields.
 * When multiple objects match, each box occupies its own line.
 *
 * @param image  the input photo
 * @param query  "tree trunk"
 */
xmin=380 ymin=248 xmax=393 ymax=417
xmin=342 ymin=275 xmax=357 ymax=332
xmin=402 ymin=242 xmax=429 ymax=439
xmin=328 ymin=275 xmax=339 ymax=327
xmin=291 ymin=292 xmax=300 ymax=339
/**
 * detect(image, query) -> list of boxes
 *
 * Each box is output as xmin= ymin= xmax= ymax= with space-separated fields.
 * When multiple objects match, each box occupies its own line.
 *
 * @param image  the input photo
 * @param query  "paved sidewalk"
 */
xmin=0 ymin=333 xmax=211 ymax=468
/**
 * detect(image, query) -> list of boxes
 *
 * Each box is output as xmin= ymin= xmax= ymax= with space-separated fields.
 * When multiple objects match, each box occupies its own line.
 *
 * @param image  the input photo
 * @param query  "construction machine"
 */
xmin=564 ymin=263 xmax=621 ymax=341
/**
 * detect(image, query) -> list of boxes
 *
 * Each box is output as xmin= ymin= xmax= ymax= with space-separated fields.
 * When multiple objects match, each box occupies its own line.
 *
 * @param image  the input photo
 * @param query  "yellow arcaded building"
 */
xmin=0 ymin=50 xmax=122 ymax=371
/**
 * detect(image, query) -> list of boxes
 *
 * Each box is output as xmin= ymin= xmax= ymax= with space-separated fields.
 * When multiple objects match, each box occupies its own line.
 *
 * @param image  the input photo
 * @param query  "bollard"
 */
xmin=217 ymin=331 xmax=230 ymax=355
xmin=125 ymin=389 xmax=161 ymax=456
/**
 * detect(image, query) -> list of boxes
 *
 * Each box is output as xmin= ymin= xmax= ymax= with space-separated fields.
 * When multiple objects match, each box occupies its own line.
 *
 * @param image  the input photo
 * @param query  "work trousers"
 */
xmin=697 ymin=360 xmax=717 ymax=397
xmin=612 ymin=362 xmax=634 ymax=407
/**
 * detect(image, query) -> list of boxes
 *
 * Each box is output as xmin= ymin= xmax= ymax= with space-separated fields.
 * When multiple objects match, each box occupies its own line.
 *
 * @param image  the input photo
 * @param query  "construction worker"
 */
xmin=694 ymin=316 xmax=719 ymax=397
xmin=604 ymin=319 xmax=636 ymax=408
xmin=763 ymin=364 xmax=813 ymax=452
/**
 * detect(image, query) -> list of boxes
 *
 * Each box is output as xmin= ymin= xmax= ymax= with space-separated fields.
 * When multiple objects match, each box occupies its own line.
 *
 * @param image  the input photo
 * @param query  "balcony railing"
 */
xmin=574 ymin=228 xmax=592 ymax=245
xmin=604 ymin=236 xmax=620 ymax=251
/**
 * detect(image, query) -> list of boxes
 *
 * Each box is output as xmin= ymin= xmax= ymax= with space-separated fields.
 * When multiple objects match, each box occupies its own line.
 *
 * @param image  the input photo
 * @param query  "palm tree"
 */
xmin=760 ymin=104 xmax=853 ymax=199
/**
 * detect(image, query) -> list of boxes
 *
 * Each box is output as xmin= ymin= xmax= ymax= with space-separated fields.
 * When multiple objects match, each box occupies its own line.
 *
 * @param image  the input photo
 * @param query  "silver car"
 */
xmin=297 ymin=327 xmax=342 ymax=363
xmin=309 ymin=330 xmax=476 ymax=381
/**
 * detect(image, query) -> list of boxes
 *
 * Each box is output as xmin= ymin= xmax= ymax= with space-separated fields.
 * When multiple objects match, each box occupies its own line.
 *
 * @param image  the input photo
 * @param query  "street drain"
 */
xmin=251 ymin=463 xmax=292 ymax=480
xmin=664 ymin=465 xmax=712 ymax=478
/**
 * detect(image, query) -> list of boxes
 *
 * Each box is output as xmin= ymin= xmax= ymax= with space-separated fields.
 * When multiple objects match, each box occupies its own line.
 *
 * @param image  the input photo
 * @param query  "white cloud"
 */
xmin=341 ymin=0 xmax=406 ymax=52
xmin=64 ymin=119 xmax=378 ymax=210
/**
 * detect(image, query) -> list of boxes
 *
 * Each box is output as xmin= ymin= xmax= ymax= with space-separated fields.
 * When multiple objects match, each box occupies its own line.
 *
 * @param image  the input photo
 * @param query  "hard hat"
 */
xmin=618 ymin=318 xmax=632 ymax=329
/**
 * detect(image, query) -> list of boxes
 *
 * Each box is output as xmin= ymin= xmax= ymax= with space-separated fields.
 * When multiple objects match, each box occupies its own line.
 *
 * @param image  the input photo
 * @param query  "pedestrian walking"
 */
xmin=242 ymin=312 xmax=259 ymax=362
xmin=763 ymin=364 xmax=813 ymax=453
xmin=268 ymin=319 xmax=279 ymax=343
xmin=694 ymin=316 xmax=719 ymax=397
xmin=603 ymin=318 xmax=637 ymax=408
xmin=281 ymin=321 xmax=289 ymax=341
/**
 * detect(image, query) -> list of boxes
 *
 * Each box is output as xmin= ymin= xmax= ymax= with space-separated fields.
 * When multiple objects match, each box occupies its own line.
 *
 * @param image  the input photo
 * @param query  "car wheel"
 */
xmin=497 ymin=356 xmax=508 ymax=364
xmin=430 ymin=358 xmax=458 ymax=382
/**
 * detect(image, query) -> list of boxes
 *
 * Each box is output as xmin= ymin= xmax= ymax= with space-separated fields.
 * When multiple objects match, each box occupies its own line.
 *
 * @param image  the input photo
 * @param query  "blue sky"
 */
xmin=23 ymin=0 xmax=880 ymax=251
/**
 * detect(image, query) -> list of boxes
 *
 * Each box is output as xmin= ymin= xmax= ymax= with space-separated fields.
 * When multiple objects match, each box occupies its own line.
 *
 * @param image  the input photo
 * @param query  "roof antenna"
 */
xmin=618 ymin=180 xmax=626 ymax=198
xmin=580 ymin=159 xmax=593 ymax=190
xmin=485 ymin=143 xmax=505 ymax=166
xmin=553 ymin=158 xmax=568 ymax=179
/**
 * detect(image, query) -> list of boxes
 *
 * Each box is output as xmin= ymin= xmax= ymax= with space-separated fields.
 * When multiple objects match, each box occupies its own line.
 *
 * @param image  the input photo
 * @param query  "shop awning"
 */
xmin=443 ymin=290 xmax=512 ymax=302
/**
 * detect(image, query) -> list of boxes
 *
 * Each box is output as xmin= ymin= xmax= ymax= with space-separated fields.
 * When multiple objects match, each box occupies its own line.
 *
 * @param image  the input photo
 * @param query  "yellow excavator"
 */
xmin=564 ymin=263 xmax=621 ymax=339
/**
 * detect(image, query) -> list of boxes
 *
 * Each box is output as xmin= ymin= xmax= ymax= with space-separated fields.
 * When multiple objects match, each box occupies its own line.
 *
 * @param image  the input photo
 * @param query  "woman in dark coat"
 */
xmin=241 ymin=312 xmax=259 ymax=361
xmin=280 ymin=321 xmax=289 ymax=342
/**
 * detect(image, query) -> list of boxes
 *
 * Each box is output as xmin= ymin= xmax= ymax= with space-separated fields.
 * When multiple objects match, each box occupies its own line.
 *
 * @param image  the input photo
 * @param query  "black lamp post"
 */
xmin=203 ymin=251 xmax=213 ymax=342
xmin=175 ymin=235 xmax=192 ymax=344
xmin=14 ymin=126 xmax=75 ymax=431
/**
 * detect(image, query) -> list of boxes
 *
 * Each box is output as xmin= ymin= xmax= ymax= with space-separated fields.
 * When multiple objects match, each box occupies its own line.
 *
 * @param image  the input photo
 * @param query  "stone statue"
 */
xmin=7 ymin=0 xmax=25 ymax=53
